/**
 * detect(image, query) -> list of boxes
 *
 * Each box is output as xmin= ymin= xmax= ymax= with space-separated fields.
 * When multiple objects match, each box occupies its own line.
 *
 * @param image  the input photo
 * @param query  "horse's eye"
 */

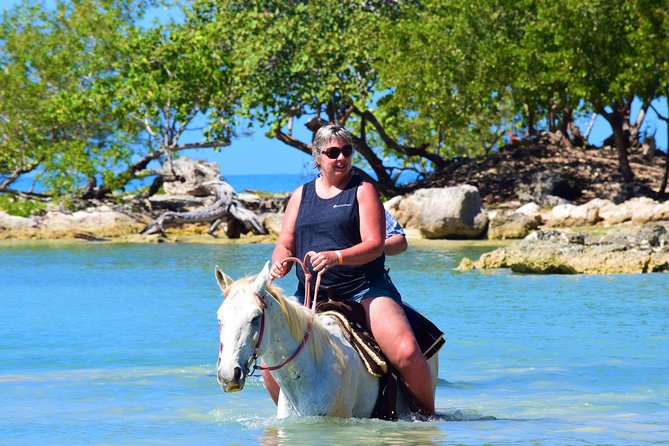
xmin=251 ymin=315 xmax=261 ymax=325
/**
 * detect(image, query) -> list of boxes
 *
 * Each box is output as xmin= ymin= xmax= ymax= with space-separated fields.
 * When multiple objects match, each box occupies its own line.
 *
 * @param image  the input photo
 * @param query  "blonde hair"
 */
xmin=311 ymin=124 xmax=354 ymax=170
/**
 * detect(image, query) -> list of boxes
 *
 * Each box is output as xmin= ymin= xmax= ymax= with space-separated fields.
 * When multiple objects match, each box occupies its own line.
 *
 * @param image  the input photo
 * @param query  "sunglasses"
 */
xmin=321 ymin=145 xmax=354 ymax=159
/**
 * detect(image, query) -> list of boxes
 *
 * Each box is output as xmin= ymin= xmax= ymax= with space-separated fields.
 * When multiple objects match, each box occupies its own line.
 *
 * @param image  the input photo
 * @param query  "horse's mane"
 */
xmin=233 ymin=278 xmax=344 ymax=368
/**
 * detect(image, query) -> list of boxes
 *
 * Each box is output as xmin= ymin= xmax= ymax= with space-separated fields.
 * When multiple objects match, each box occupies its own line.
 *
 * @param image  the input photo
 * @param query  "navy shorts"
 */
xmin=295 ymin=269 xmax=402 ymax=305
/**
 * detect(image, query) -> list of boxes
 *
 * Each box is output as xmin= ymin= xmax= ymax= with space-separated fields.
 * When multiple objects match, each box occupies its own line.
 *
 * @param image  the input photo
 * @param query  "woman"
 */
xmin=267 ymin=124 xmax=435 ymax=415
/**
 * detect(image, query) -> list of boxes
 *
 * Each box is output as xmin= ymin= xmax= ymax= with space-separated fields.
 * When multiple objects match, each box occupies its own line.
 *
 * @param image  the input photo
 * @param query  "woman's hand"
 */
xmin=306 ymin=250 xmax=339 ymax=273
xmin=269 ymin=260 xmax=291 ymax=279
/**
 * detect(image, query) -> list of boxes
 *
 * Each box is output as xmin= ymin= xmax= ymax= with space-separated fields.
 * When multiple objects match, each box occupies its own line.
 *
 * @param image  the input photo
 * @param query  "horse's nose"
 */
xmin=218 ymin=365 xmax=246 ymax=392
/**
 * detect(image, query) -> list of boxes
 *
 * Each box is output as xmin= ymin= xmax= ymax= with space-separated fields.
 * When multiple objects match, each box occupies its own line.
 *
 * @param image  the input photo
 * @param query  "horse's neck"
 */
xmin=260 ymin=300 xmax=308 ymax=364
xmin=259 ymin=300 xmax=327 ymax=385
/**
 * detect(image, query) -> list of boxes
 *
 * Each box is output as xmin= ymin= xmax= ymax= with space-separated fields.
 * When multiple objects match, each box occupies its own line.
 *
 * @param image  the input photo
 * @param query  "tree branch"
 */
xmin=172 ymin=140 xmax=231 ymax=151
xmin=353 ymin=107 xmax=447 ymax=169
xmin=0 ymin=162 xmax=40 ymax=190
xmin=273 ymin=128 xmax=313 ymax=156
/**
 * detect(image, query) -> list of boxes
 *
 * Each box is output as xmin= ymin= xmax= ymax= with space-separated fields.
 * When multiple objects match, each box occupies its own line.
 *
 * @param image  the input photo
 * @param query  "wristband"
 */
xmin=335 ymin=250 xmax=343 ymax=265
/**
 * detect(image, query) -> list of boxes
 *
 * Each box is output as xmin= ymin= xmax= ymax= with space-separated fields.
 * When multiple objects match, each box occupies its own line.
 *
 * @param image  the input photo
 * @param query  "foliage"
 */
xmin=0 ymin=0 xmax=238 ymax=199
xmin=2 ymin=0 xmax=668 ymax=199
xmin=112 ymin=15 xmax=240 ymax=161
xmin=0 ymin=194 xmax=46 ymax=217
xmin=376 ymin=0 xmax=527 ymax=158
xmin=0 ymin=0 xmax=149 ymax=195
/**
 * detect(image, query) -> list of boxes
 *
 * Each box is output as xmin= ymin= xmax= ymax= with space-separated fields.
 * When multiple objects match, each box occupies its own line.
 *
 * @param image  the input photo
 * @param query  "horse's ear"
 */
xmin=214 ymin=266 xmax=234 ymax=296
xmin=253 ymin=261 xmax=271 ymax=291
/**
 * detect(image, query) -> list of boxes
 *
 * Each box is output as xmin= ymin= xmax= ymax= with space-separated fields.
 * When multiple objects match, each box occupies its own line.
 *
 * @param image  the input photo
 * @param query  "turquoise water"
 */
xmin=1 ymin=241 xmax=668 ymax=445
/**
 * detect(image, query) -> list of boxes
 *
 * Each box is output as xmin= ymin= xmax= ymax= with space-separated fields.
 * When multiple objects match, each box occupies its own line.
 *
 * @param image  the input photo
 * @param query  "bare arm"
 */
xmin=384 ymin=233 xmax=408 ymax=256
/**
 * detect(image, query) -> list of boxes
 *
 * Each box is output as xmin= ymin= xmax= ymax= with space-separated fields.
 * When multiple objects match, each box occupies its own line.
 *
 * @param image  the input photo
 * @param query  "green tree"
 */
xmin=1 ymin=0 xmax=238 ymax=200
xmin=376 ymin=0 xmax=528 ymax=158
xmin=0 ymin=0 xmax=147 ymax=197
xmin=522 ymin=0 xmax=662 ymax=183
xmin=98 ymin=16 xmax=241 ymax=199
xmin=188 ymin=0 xmax=450 ymax=195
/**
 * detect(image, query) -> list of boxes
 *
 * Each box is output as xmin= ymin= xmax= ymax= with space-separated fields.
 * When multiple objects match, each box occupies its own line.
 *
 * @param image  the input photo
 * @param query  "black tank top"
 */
xmin=294 ymin=175 xmax=386 ymax=300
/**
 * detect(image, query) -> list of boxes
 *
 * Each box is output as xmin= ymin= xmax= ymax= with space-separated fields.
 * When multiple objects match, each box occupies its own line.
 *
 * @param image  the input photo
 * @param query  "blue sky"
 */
xmin=2 ymin=1 xmax=667 ymax=177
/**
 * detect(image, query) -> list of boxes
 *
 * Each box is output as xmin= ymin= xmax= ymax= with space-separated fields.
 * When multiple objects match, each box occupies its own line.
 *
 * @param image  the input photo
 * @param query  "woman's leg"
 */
xmin=360 ymin=296 xmax=435 ymax=414
xmin=261 ymin=367 xmax=280 ymax=405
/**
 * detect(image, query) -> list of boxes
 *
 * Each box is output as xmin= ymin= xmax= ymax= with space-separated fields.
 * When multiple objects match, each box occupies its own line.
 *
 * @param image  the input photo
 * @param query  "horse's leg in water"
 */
xmin=361 ymin=296 xmax=435 ymax=415
xmin=276 ymin=389 xmax=297 ymax=418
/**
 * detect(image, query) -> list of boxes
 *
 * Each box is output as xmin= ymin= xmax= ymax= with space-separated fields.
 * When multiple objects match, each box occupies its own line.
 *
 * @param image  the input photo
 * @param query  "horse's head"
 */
xmin=214 ymin=261 xmax=272 ymax=392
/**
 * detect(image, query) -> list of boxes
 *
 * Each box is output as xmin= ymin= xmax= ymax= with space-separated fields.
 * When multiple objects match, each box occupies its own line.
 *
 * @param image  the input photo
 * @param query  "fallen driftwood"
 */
xmin=141 ymin=180 xmax=267 ymax=238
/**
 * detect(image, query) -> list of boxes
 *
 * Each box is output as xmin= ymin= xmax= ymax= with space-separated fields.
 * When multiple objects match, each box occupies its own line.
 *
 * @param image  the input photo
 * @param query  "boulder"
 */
xmin=162 ymin=157 xmax=221 ymax=196
xmin=394 ymin=185 xmax=488 ymax=239
xmin=0 ymin=211 xmax=37 ymax=231
xmin=515 ymin=202 xmax=542 ymax=220
xmin=261 ymin=212 xmax=284 ymax=235
xmin=544 ymin=200 xmax=602 ymax=227
xmin=383 ymin=195 xmax=403 ymax=213
xmin=631 ymin=198 xmax=669 ymax=225
xmin=594 ymin=197 xmax=669 ymax=226
xmin=37 ymin=206 xmax=143 ymax=236
xmin=487 ymin=210 xmax=539 ymax=240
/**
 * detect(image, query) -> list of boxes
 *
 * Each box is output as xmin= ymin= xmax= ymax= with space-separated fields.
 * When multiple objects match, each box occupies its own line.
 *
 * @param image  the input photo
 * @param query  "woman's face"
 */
xmin=318 ymin=138 xmax=353 ymax=177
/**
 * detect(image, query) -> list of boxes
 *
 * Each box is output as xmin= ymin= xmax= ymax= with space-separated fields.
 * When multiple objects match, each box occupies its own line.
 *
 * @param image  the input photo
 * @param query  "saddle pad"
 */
xmin=319 ymin=310 xmax=388 ymax=377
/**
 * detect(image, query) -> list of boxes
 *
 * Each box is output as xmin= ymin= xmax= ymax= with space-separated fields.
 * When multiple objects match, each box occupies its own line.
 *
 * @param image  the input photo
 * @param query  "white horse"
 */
xmin=215 ymin=261 xmax=439 ymax=419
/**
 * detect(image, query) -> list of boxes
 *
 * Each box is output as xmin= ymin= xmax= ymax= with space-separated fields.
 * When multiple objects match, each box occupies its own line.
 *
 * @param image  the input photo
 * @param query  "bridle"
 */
xmin=217 ymin=255 xmax=324 ymax=376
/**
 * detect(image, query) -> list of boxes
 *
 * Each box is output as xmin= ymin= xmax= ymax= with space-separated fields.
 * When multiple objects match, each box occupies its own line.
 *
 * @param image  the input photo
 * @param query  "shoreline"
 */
xmin=0 ymin=231 xmax=513 ymax=250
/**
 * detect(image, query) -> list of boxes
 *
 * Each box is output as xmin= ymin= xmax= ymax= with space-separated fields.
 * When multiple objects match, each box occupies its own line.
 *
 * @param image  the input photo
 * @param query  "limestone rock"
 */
xmin=487 ymin=210 xmax=539 ymax=240
xmin=544 ymin=201 xmax=601 ymax=227
xmin=515 ymin=202 xmax=542 ymax=221
xmin=0 ymin=211 xmax=37 ymax=231
xmin=459 ymin=224 xmax=669 ymax=274
xmin=37 ymin=206 xmax=142 ymax=236
xmin=394 ymin=185 xmax=488 ymax=239
xmin=162 ymin=157 xmax=221 ymax=196
xmin=261 ymin=212 xmax=284 ymax=235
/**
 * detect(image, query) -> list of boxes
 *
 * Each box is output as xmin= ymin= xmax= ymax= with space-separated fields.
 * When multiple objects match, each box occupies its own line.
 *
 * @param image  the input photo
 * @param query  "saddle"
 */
xmin=315 ymin=300 xmax=445 ymax=420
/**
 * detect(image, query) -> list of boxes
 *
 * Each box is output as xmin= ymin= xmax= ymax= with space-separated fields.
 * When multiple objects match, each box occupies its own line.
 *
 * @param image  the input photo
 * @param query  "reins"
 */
xmin=250 ymin=254 xmax=324 ymax=372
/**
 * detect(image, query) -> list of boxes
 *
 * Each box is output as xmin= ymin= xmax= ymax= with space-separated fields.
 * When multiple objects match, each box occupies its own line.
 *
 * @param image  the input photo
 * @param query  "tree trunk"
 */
xmin=628 ymin=102 xmax=648 ymax=148
xmin=660 ymin=131 xmax=669 ymax=198
xmin=659 ymin=149 xmax=669 ymax=198
xmin=524 ymin=103 xmax=536 ymax=136
xmin=598 ymin=105 xmax=635 ymax=183
xmin=612 ymin=125 xmax=635 ymax=183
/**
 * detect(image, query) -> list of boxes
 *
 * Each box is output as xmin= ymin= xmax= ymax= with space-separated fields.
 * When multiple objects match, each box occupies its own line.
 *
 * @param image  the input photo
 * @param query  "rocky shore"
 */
xmin=3 ymin=181 xmax=669 ymax=275
xmin=3 ymin=134 xmax=669 ymax=274
xmin=458 ymin=224 xmax=669 ymax=274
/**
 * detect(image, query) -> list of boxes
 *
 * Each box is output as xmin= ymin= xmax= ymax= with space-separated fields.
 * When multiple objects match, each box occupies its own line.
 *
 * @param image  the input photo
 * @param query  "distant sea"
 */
xmin=224 ymin=173 xmax=316 ymax=194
